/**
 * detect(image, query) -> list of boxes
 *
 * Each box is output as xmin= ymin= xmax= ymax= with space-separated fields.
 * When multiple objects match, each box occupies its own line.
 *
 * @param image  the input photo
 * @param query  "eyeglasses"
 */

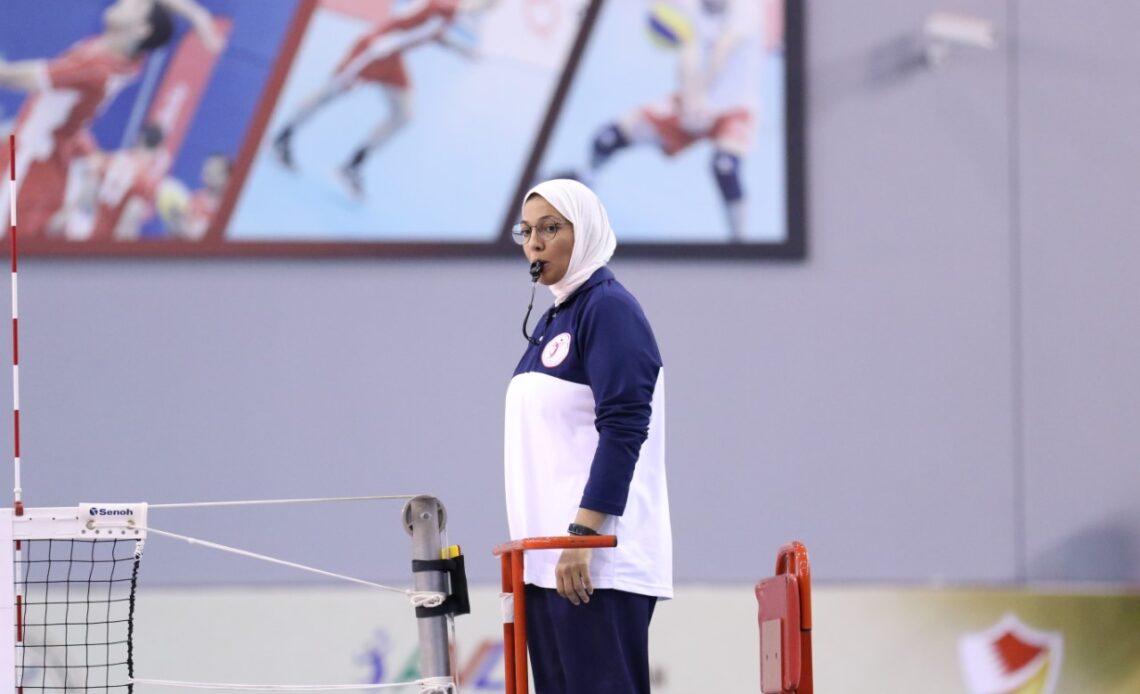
xmin=511 ymin=220 xmax=566 ymax=245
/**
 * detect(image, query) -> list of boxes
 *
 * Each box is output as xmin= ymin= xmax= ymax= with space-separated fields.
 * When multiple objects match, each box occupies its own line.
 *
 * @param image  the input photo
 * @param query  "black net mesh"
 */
xmin=15 ymin=538 xmax=142 ymax=694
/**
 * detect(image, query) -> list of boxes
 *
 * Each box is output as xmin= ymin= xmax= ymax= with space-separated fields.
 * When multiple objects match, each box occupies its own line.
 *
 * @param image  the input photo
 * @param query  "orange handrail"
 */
xmin=493 ymin=535 xmax=618 ymax=694
xmin=493 ymin=535 xmax=619 ymax=555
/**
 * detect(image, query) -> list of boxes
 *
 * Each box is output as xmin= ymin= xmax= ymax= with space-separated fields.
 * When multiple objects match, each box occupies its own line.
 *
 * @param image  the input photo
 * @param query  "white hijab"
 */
xmin=524 ymin=179 xmax=617 ymax=305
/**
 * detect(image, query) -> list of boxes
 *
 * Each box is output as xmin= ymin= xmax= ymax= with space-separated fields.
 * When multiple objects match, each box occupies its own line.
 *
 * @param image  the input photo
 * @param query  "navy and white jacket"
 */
xmin=505 ymin=267 xmax=672 ymax=598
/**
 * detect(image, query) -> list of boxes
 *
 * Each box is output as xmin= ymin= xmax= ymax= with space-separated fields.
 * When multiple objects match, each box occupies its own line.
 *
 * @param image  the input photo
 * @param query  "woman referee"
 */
xmin=504 ymin=179 xmax=672 ymax=693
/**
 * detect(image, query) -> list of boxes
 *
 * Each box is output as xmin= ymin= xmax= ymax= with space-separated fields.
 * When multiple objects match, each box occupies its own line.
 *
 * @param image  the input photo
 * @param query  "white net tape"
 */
xmin=148 ymin=495 xmax=422 ymax=509
xmin=130 ymin=677 xmax=455 ymax=692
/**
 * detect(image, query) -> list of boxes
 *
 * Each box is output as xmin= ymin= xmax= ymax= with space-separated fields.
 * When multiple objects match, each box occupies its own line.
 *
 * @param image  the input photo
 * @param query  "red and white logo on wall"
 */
xmin=959 ymin=613 xmax=1063 ymax=694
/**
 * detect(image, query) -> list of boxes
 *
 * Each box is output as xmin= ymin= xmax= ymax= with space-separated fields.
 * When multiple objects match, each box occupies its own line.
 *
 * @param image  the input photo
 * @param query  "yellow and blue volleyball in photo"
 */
xmin=647 ymin=2 xmax=695 ymax=49
xmin=155 ymin=177 xmax=192 ymax=226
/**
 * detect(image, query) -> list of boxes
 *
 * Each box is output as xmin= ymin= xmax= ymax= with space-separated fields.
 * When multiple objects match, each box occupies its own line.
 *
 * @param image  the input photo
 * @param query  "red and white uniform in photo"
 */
xmin=181 ymin=188 xmax=219 ymax=240
xmin=627 ymin=0 xmax=764 ymax=157
xmin=90 ymin=149 xmax=162 ymax=241
xmin=1 ymin=38 xmax=142 ymax=237
xmin=332 ymin=0 xmax=461 ymax=89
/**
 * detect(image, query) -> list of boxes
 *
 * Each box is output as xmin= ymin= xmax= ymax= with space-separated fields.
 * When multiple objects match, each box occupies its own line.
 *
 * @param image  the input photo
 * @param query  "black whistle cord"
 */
xmin=523 ymin=261 xmax=546 ymax=344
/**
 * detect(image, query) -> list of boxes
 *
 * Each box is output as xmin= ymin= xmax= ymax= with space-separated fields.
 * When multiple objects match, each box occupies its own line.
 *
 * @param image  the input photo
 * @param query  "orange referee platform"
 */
xmin=494 ymin=536 xmax=812 ymax=693
xmin=492 ymin=535 xmax=619 ymax=694
xmin=756 ymin=541 xmax=813 ymax=693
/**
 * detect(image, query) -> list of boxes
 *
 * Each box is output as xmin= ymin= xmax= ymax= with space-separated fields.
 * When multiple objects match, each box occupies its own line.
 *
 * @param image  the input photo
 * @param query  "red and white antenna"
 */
xmin=8 ymin=134 xmax=24 ymax=690
xmin=9 ymin=134 xmax=21 ymax=518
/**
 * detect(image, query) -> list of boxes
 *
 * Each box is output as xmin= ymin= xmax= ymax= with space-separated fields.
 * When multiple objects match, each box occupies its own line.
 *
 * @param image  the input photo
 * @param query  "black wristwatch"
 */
xmin=567 ymin=523 xmax=600 ymax=536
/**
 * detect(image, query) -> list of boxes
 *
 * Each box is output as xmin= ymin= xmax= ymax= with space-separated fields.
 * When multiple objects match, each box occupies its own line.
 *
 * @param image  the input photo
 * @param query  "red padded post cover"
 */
xmin=757 ymin=541 xmax=812 ymax=693
xmin=756 ymin=574 xmax=802 ymax=692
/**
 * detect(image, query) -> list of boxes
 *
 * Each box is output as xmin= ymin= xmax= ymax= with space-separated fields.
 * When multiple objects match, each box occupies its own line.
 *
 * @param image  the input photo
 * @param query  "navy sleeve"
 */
xmin=577 ymin=290 xmax=662 ymax=515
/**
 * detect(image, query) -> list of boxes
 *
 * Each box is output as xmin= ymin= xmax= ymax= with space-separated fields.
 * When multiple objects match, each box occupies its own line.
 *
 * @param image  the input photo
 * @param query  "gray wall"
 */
xmin=3 ymin=0 xmax=1138 ymax=587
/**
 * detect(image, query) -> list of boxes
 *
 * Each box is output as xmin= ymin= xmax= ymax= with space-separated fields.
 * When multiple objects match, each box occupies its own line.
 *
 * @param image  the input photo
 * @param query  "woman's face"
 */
xmin=521 ymin=195 xmax=575 ymax=285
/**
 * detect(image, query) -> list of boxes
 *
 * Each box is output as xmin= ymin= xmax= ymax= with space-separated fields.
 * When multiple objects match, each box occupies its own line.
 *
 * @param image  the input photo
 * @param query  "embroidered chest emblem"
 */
xmin=541 ymin=332 xmax=572 ymax=368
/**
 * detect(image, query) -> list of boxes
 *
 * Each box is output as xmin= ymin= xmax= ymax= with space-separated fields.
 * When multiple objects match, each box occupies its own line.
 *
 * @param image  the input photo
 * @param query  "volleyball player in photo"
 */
xmin=271 ymin=0 xmax=498 ymax=199
xmin=569 ymin=0 xmax=780 ymax=242
xmin=0 ymin=0 xmax=222 ymax=238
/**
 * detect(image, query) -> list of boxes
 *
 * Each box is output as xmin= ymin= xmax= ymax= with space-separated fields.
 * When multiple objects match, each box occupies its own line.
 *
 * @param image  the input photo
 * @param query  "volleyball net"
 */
xmin=2 ymin=496 xmax=469 ymax=694
xmin=11 ymin=531 xmax=141 ymax=694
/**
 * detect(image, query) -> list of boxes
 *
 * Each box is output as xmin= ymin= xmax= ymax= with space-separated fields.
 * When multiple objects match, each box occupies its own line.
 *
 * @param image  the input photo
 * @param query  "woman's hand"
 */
xmin=558 ymin=508 xmax=607 ymax=604
xmin=555 ymin=547 xmax=594 ymax=605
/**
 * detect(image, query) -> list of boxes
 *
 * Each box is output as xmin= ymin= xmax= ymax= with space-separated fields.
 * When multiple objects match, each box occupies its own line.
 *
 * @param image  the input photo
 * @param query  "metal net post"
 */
xmin=403 ymin=495 xmax=451 ymax=685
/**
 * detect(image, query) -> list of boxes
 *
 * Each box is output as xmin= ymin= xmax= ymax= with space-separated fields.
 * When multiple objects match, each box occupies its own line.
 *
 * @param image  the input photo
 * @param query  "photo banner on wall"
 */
xmin=0 ymin=0 xmax=805 ymax=258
